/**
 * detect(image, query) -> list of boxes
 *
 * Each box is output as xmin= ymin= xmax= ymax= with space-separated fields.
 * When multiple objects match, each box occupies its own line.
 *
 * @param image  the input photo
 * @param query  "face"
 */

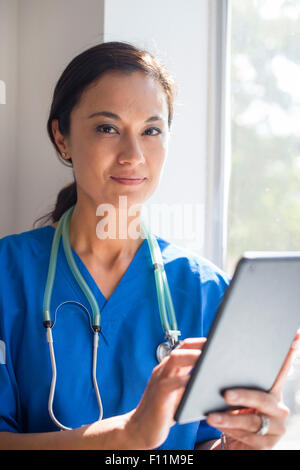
xmin=52 ymin=70 xmax=170 ymax=210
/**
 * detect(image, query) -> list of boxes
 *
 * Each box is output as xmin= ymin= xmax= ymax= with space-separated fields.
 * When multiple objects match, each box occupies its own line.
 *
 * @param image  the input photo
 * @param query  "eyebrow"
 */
xmin=87 ymin=111 xmax=164 ymax=122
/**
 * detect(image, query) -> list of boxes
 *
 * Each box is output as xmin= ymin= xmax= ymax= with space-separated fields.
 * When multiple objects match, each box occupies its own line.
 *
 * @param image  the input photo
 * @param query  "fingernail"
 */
xmin=226 ymin=390 xmax=239 ymax=402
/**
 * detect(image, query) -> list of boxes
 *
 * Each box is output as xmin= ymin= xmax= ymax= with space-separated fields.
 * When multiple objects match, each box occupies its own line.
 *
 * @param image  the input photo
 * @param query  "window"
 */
xmin=227 ymin=0 xmax=300 ymax=448
xmin=227 ymin=0 xmax=300 ymax=273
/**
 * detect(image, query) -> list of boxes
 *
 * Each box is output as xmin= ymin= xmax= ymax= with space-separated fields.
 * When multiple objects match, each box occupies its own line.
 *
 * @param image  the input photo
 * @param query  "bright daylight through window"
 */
xmin=226 ymin=0 xmax=300 ymax=448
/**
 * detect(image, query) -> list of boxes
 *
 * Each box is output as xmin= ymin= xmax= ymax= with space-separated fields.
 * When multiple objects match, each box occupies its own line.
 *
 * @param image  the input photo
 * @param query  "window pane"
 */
xmin=227 ymin=0 xmax=300 ymax=448
xmin=227 ymin=0 xmax=300 ymax=274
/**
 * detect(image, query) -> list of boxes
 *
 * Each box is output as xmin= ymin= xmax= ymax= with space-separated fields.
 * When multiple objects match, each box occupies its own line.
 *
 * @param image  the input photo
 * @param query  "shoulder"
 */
xmin=0 ymin=226 xmax=55 ymax=265
xmin=0 ymin=226 xmax=55 ymax=324
xmin=154 ymin=235 xmax=230 ymax=337
xmin=155 ymin=234 xmax=230 ymax=287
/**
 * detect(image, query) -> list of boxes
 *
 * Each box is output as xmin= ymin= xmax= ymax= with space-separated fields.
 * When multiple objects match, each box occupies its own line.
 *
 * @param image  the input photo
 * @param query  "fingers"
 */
xmin=292 ymin=329 xmax=300 ymax=347
xmin=155 ymin=337 xmax=205 ymax=373
xmin=216 ymin=428 xmax=282 ymax=450
xmin=221 ymin=388 xmax=288 ymax=418
xmin=160 ymin=348 xmax=201 ymax=377
xmin=176 ymin=337 xmax=207 ymax=350
xmin=207 ymin=409 xmax=287 ymax=436
xmin=142 ymin=344 xmax=202 ymax=423
xmin=271 ymin=329 xmax=300 ymax=397
xmin=206 ymin=387 xmax=290 ymax=450
xmin=158 ymin=375 xmax=190 ymax=393
xmin=208 ymin=331 xmax=300 ymax=450
xmin=153 ymin=337 xmax=206 ymax=381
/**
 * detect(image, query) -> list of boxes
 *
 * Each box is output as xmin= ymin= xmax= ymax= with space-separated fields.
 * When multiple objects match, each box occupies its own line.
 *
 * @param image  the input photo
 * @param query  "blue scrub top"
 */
xmin=0 ymin=225 xmax=230 ymax=450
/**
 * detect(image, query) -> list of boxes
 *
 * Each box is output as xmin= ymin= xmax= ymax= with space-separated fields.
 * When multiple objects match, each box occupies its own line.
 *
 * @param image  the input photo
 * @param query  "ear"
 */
xmin=51 ymin=119 xmax=69 ymax=156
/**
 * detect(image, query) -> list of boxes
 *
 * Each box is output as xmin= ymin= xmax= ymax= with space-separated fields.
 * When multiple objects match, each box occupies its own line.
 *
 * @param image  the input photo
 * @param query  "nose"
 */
xmin=117 ymin=132 xmax=145 ymax=165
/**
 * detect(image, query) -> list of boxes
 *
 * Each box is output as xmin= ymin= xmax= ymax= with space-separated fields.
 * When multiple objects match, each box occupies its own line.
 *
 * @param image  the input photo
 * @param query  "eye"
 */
xmin=143 ymin=127 xmax=162 ymax=136
xmin=95 ymin=124 xmax=162 ymax=136
xmin=96 ymin=124 xmax=118 ymax=134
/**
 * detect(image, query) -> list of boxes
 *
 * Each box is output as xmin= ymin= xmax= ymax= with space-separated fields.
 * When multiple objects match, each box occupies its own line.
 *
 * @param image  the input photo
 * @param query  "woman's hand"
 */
xmin=206 ymin=331 xmax=300 ymax=450
xmin=127 ymin=337 xmax=206 ymax=450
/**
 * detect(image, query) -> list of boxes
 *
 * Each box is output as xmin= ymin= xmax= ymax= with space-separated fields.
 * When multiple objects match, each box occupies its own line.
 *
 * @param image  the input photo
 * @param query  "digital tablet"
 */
xmin=174 ymin=252 xmax=300 ymax=424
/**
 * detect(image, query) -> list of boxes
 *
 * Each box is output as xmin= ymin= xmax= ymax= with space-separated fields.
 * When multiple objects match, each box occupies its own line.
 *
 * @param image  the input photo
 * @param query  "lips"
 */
xmin=110 ymin=176 xmax=146 ymax=185
xmin=111 ymin=175 xmax=145 ymax=179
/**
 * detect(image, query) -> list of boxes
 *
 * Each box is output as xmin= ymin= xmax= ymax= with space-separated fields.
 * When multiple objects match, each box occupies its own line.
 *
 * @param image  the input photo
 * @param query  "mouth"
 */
xmin=110 ymin=176 xmax=146 ymax=186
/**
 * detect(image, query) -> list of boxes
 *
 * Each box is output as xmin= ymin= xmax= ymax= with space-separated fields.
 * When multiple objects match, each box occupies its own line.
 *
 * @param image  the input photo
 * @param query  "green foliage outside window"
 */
xmin=226 ymin=0 xmax=300 ymax=275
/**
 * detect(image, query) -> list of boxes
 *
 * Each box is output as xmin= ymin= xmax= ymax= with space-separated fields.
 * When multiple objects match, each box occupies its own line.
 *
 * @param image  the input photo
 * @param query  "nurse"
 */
xmin=0 ymin=41 xmax=297 ymax=450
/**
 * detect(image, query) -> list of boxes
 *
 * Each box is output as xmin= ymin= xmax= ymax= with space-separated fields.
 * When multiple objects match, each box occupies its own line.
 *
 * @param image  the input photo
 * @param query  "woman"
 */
xmin=0 ymin=41 xmax=297 ymax=450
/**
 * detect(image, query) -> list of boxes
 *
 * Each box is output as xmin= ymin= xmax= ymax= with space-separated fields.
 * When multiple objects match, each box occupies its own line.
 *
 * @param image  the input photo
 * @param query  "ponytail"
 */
xmin=33 ymin=181 xmax=77 ymax=228
xmin=52 ymin=181 xmax=77 ymax=222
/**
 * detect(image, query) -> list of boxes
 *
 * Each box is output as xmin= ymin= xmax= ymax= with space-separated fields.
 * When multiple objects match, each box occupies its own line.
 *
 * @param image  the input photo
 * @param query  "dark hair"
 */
xmin=34 ymin=41 xmax=177 ymax=228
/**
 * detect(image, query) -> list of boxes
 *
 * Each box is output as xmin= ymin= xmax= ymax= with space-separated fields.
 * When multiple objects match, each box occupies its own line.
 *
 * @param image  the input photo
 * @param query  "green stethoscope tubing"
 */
xmin=43 ymin=205 xmax=180 ymax=340
xmin=143 ymin=222 xmax=180 ymax=343
xmin=43 ymin=206 xmax=101 ymax=331
xmin=43 ymin=205 xmax=181 ymax=430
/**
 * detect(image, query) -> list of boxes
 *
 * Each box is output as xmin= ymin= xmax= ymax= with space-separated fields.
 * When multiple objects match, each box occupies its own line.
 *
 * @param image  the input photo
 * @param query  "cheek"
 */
xmin=71 ymin=149 xmax=107 ymax=190
xmin=71 ymin=136 xmax=109 ymax=169
xmin=151 ymin=141 xmax=168 ymax=172
xmin=147 ymin=156 xmax=167 ymax=188
xmin=146 ymin=134 xmax=168 ymax=157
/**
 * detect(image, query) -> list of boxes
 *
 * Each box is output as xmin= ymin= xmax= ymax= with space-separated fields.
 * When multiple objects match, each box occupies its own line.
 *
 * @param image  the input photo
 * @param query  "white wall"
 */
xmin=0 ymin=0 xmax=19 ymax=236
xmin=104 ymin=0 xmax=209 ymax=255
xmin=0 ymin=0 xmax=105 ymax=236
xmin=0 ymin=0 xmax=211 ymax=258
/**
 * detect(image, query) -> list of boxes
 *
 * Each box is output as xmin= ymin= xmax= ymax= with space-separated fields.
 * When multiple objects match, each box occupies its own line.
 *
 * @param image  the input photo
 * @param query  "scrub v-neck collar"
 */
xmin=47 ymin=225 xmax=151 ymax=314
xmin=70 ymin=237 xmax=148 ymax=310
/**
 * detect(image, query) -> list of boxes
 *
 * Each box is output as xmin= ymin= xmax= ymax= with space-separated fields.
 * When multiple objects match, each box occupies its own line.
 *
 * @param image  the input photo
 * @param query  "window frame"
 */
xmin=204 ymin=0 xmax=232 ymax=270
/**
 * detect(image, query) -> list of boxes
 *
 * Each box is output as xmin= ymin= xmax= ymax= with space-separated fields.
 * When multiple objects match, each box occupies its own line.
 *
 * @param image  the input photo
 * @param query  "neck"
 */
xmin=68 ymin=200 xmax=145 ymax=267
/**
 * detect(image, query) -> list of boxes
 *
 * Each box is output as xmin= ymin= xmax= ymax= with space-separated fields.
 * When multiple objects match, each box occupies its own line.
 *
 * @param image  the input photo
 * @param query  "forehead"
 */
xmin=73 ymin=70 xmax=169 ymax=120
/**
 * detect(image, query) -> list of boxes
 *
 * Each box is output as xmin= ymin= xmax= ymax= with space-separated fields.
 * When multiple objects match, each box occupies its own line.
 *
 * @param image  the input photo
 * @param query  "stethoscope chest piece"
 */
xmin=156 ymin=334 xmax=182 ymax=363
xmin=156 ymin=341 xmax=173 ymax=363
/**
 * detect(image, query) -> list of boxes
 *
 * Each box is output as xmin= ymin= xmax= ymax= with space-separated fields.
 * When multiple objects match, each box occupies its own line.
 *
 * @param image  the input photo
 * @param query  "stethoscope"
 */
xmin=43 ymin=205 xmax=181 ymax=430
